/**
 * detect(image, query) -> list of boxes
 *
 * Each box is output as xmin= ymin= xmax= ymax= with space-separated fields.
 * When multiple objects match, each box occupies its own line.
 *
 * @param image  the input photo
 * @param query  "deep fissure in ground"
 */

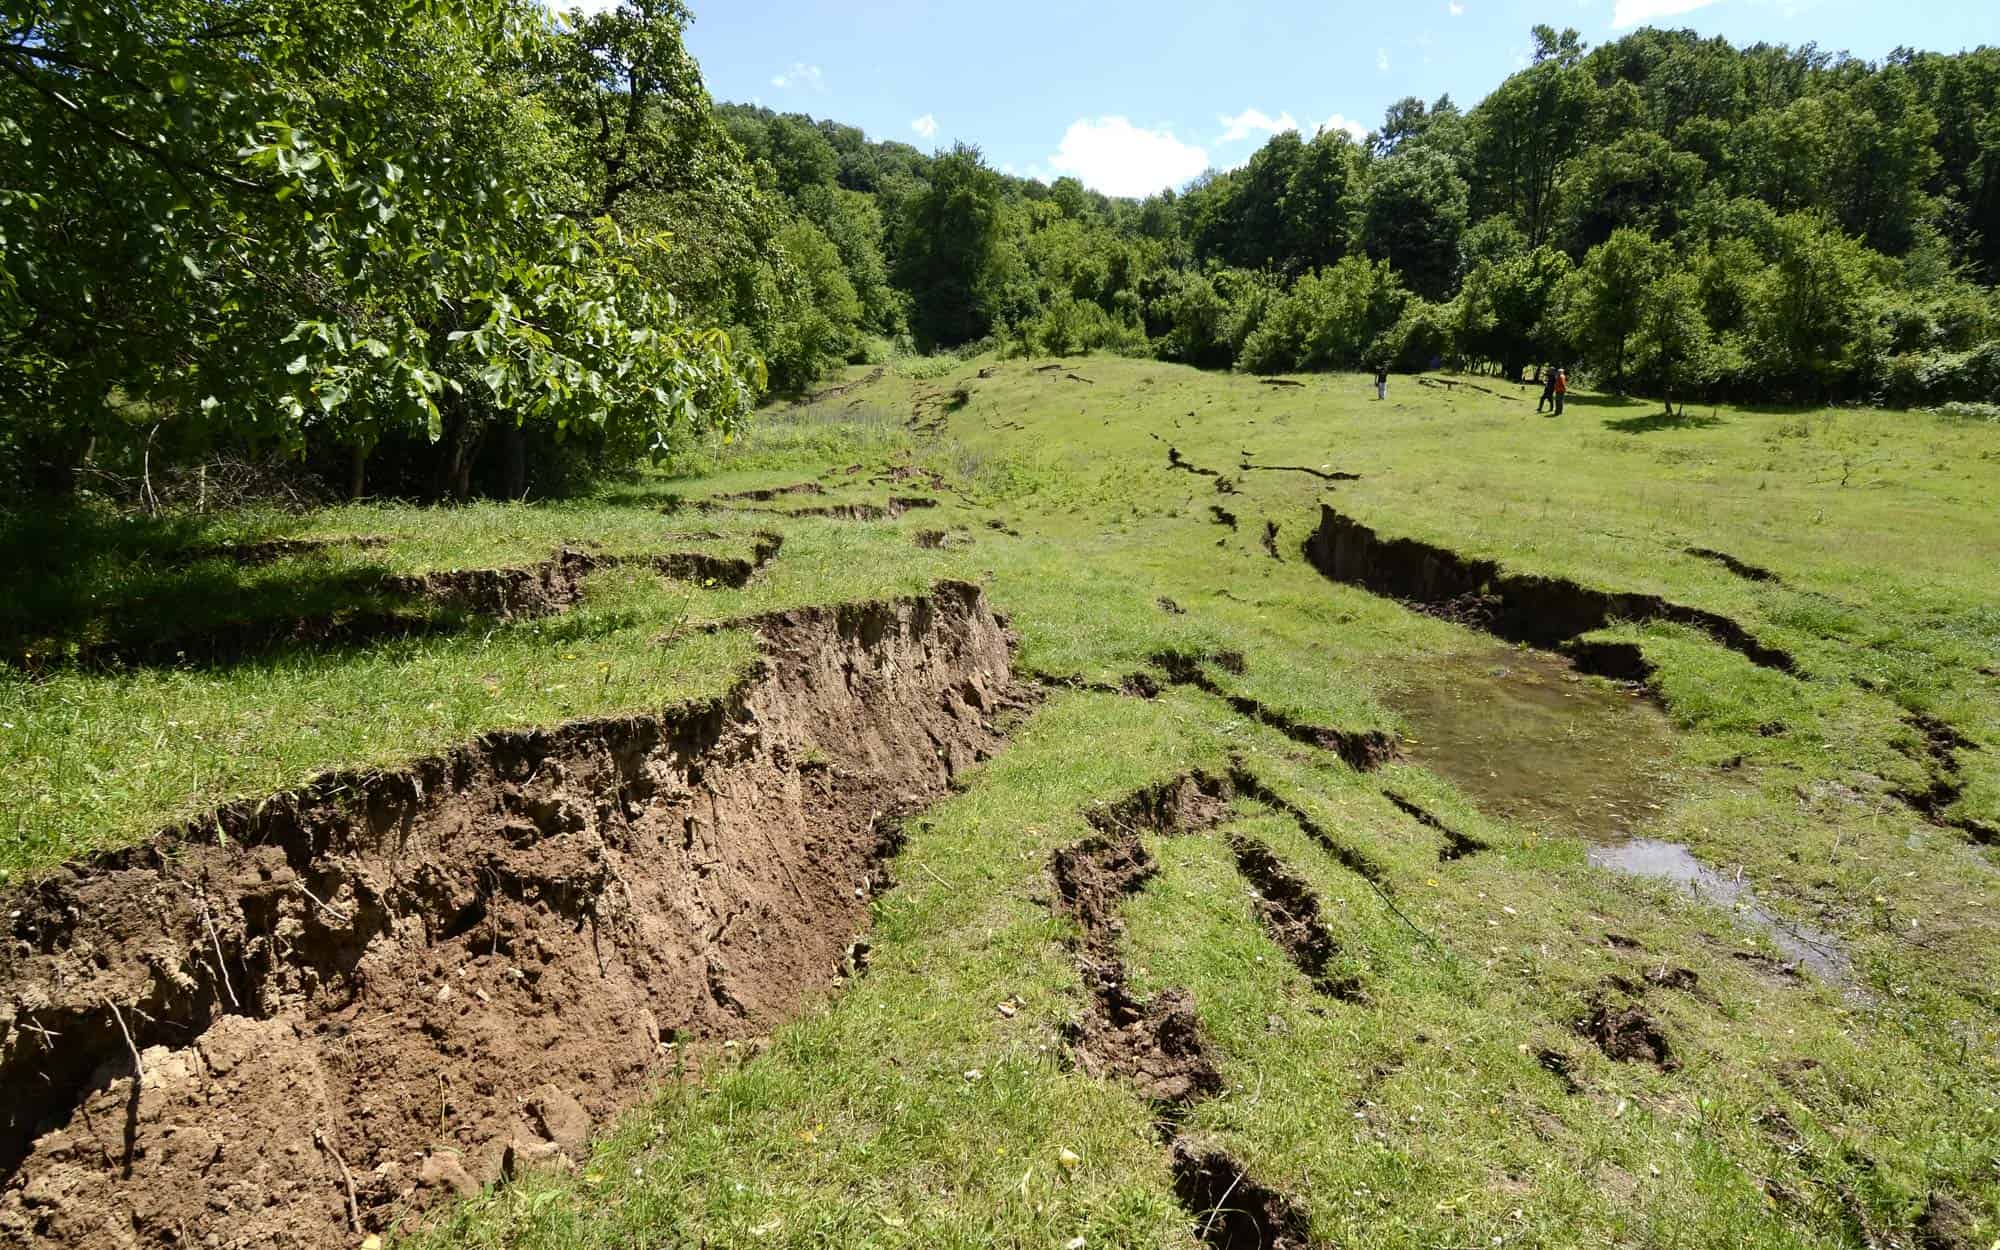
xmin=0 ymin=581 xmax=1013 ymax=1248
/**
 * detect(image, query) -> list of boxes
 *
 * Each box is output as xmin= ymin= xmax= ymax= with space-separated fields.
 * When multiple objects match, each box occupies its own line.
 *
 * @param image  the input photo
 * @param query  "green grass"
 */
xmin=8 ymin=355 xmax=2000 ymax=1245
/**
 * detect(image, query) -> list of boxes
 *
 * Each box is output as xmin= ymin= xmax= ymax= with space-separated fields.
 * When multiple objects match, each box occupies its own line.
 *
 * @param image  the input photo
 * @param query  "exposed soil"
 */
xmin=1169 ymin=1139 xmax=1312 ymax=1250
xmin=653 ymin=532 xmax=783 ymax=589
xmin=0 ymin=581 xmax=1015 ymax=1248
xmin=1260 ymin=521 xmax=1281 ymax=561
xmin=1049 ymin=772 xmax=1317 ymax=1248
xmin=1381 ymin=792 xmax=1490 ymax=861
xmin=1150 ymin=651 xmax=1399 ymax=774
xmin=1685 ymin=546 xmax=1782 ymax=584
xmin=1256 ymin=378 xmax=1305 ymax=389
xmin=1209 ymin=506 xmax=1239 ymax=530
xmin=1916 ymin=1191 xmax=1980 ymax=1250
xmin=1576 ymin=994 xmax=1678 ymax=1071
xmin=798 ymin=366 xmax=885 ymax=405
xmin=1168 ymin=447 xmax=1221 ymax=478
xmin=778 ymin=496 xmax=939 ymax=522
xmin=1889 ymin=713 xmax=1999 ymax=845
xmin=709 ymin=482 xmax=824 ymax=502
xmin=1237 ymin=462 xmax=1360 ymax=482
xmin=1305 ymin=506 xmax=1799 ymax=677
xmin=1227 ymin=835 xmax=1364 ymax=1000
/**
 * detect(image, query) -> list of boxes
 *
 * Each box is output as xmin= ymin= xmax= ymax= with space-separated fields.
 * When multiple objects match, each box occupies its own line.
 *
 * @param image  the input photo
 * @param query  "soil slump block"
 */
xmin=1303 ymin=506 xmax=1798 ymax=677
xmin=0 ymin=582 xmax=1013 ymax=1247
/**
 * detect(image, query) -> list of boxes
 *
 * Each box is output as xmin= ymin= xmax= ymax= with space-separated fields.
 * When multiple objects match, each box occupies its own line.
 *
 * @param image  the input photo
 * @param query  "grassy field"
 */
xmin=7 ymin=356 xmax=1998 ymax=1248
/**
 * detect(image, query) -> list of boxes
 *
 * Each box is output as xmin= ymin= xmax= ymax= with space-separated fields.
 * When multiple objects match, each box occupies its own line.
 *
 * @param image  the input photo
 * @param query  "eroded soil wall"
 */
xmin=0 ymin=582 xmax=1012 ymax=1248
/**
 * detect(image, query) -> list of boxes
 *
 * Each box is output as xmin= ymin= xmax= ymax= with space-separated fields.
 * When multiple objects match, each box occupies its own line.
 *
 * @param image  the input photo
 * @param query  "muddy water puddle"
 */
xmin=1386 ymin=643 xmax=1848 ymax=981
xmin=1586 ymin=839 xmax=1848 ymax=980
xmin=1385 ymin=643 xmax=1677 ymax=841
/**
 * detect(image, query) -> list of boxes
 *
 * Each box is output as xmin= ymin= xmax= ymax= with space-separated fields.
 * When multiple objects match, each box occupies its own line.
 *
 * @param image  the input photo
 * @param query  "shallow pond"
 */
xmin=1386 ymin=642 xmax=1848 ymax=980
xmin=1385 ymin=643 xmax=1678 ymax=841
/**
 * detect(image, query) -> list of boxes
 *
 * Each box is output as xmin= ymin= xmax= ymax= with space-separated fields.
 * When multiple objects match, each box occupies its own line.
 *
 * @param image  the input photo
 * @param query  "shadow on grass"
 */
xmin=1601 ymin=409 xmax=1726 ymax=433
xmin=2 ymin=504 xmax=460 ymax=673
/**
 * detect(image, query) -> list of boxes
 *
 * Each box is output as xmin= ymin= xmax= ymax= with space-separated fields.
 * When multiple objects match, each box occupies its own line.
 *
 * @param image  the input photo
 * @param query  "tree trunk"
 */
xmin=503 ymin=424 xmax=527 ymax=501
xmin=348 ymin=443 xmax=367 ymax=501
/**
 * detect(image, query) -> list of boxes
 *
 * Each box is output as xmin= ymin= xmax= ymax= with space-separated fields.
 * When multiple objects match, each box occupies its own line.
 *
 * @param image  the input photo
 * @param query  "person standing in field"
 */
xmin=1553 ymin=367 xmax=1568 ymax=415
xmin=1537 ymin=366 xmax=1557 ymax=413
xmin=1374 ymin=364 xmax=1388 ymax=401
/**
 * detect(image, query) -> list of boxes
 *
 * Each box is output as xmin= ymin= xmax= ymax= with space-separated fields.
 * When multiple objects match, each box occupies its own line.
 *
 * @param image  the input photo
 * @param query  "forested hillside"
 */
xmin=3 ymin=3 xmax=1996 ymax=503
xmin=722 ymin=25 xmax=2000 ymax=409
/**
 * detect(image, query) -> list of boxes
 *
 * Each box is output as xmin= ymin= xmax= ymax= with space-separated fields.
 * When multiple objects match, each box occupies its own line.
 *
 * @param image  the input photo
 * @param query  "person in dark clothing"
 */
xmin=1374 ymin=365 xmax=1388 ymax=401
xmin=1537 ymin=367 xmax=1557 ymax=413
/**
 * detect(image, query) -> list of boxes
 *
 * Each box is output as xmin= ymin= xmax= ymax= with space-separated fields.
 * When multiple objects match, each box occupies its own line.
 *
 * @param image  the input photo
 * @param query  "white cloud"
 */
xmin=1217 ymin=108 xmax=1368 ymax=147
xmin=911 ymin=113 xmax=938 ymax=139
xmin=1376 ymin=47 xmax=1391 ymax=72
xmin=1217 ymin=108 xmax=1301 ymax=144
xmin=1610 ymin=0 xmax=1722 ymax=26
xmin=1314 ymin=113 xmax=1369 ymax=142
xmin=1448 ymin=0 xmax=1465 ymax=14
xmin=770 ymin=62 xmax=824 ymax=91
xmin=1046 ymin=117 xmax=1209 ymax=198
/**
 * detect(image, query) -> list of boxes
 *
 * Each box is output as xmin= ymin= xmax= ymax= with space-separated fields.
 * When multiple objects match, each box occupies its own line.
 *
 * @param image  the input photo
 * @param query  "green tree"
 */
xmin=1634 ymin=272 xmax=1717 ymax=415
xmin=1562 ymin=228 xmax=1668 ymax=389
xmin=1359 ymin=148 xmax=1470 ymax=300
xmin=1469 ymin=25 xmax=1593 ymax=246
xmin=0 ymin=0 xmax=754 ymax=499
xmin=893 ymin=144 xmax=1014 ymax=348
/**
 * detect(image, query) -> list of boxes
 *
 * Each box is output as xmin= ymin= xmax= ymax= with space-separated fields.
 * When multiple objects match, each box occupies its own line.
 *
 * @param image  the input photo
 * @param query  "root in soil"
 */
xmin=0 ymin=581 xmax=1015 ymax=1248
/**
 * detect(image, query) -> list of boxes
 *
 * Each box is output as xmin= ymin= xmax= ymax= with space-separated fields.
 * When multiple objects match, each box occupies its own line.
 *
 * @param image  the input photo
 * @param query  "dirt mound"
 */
xmin=709 ymin=483 xmax=823 ymax=502
xmin=1304 ymin=506 xmax=1799 ymax=677
xmin=0 ymin=582 xmax=1015 ymax=1248
xmin=1576 ymin=997 xmax=1678 ymax=1071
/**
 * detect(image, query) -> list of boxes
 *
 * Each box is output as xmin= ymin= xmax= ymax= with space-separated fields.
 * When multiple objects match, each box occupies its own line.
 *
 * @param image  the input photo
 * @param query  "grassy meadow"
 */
xmin=7 ymin=356 xmax=1998 ymax=1248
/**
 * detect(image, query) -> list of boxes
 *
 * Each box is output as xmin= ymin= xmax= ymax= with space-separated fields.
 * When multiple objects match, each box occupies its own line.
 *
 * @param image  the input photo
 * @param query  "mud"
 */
xmin=1384 ymin=642 xmax=1677 ymax=842
xmin=1381 ymin=792 xmax=1490 ymax=861
xmin=1576 ymin=994 xmax=1678 ymax=1070
xmin=1586 ymin=839 xmax=1848 ymax=982
xmin=1685 ymin=547 xmax=1782 ymax=584
xmin=1150 ymin=652 xmax=1399 ymax=774
xmin=1169 ymin=1140 xmax=1312 ymax=1250
xmin=0 ymin=581 xmax=1014 ymax=1248
xmin=1305 ymin=506 xmax=1800 ymax=677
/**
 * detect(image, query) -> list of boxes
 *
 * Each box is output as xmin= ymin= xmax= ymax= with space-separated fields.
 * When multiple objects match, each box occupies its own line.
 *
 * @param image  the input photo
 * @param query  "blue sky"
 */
xmin=660 ymin=0 xmax=1995 ymax=198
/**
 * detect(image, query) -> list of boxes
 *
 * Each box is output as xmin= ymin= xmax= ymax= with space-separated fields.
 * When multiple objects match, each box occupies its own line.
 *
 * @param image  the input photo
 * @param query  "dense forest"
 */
xmin=3 ymin=1 xmax=1996 ymax=501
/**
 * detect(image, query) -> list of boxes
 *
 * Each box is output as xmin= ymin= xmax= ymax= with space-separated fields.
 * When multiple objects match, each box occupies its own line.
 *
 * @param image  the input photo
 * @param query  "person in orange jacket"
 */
xmin=1553 ymin=367 xmax=1568 ymax=415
